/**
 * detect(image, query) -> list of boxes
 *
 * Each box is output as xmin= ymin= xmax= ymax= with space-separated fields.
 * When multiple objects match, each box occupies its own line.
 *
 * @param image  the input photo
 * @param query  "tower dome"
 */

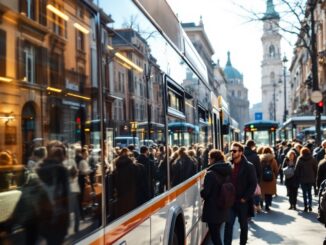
xmin=223 ymin=51 xmax=243 ymax=80
xmin=262 ymin=0 xmax=280 ymax=20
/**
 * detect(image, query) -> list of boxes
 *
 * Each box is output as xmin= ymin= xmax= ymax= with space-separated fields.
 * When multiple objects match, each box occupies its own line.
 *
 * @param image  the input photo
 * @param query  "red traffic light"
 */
xmin=317 ymin=101 xmax=324 ymax=113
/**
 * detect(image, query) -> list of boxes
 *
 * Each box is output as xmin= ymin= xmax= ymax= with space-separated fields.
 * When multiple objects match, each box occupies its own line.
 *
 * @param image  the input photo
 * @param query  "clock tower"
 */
xmin=261 ymin=0 xmax=283 ymax=122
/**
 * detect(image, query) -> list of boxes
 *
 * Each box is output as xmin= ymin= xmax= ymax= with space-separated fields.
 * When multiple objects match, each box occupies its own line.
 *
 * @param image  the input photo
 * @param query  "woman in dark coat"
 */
xmin=282 ymin=150 xmax=299 ymax=210
xmin=200 ymin=149 xmax=232 ymax=245
xmin=112 ymin=149 xmax=147 ymax=218
xmin=294 ymin=146 xmax=318 ymax=212
xmin=36 ymin=140 xmax=70 ymax=245
xmin=171 ymin=147 xmax=197 ymax=187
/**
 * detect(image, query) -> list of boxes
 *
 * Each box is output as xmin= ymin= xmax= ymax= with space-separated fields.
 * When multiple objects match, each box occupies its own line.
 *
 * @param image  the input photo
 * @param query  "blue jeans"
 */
xmin=301 ymin=183 xmax=312 ymax=207
xmin=224 ymin=202 xmax=249 ymax=245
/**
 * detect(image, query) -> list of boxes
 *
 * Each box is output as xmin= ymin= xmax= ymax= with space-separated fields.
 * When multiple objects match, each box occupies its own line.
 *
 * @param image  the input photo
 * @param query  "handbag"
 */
xmin=254 ymin=184 xmax=261 ymax=196
xmin=283 ymin=166 xmax=295 ymax=179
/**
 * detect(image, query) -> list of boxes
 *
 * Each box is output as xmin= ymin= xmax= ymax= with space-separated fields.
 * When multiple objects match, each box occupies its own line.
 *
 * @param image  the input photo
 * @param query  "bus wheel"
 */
xmin=172 ymin=230 xmax=179 ymax=245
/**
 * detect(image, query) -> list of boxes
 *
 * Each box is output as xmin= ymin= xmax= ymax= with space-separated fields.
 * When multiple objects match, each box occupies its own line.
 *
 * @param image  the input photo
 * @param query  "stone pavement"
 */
xmin=205 ymin=182 xmax=326 ymax=245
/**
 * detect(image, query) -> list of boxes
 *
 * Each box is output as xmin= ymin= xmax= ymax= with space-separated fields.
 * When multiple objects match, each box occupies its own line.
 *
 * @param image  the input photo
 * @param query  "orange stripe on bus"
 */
xmin=90 ymin=172 xmax=206 ymax=244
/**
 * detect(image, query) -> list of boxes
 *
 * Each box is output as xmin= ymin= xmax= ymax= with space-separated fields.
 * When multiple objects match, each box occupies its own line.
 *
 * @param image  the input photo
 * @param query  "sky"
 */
xmin=166 ymin=0 xmax=296 ymax=108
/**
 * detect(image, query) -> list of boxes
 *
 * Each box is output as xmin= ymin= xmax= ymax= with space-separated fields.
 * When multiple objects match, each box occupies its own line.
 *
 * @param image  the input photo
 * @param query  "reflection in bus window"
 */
xmin=0 ymin=1 xmax=101 ymax=243
xmin=0 ymin=0 xmax=231 ymax=243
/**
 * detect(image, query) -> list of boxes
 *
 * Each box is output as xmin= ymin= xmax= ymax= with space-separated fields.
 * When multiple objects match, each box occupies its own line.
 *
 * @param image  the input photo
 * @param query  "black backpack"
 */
xmin=213 ymin=172 xmax=235 ymax=209
xmin=262 ymin=163 xmax=273 ymax=182
xmin=318 ymin=179 xmax=326 ymax=225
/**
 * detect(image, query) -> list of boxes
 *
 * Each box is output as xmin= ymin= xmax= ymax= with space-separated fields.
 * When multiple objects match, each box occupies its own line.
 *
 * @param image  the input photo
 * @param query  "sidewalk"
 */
xmin=205 ymin=182 xmax=326 ymax=244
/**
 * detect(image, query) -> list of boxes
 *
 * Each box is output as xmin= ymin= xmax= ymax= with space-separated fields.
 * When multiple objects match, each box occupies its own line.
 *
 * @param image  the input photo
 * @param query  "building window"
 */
xmin=20 ymin=0 xmax=35 ymax=20
xmin=140 ymin=104 xmax=145 ymax=118
xmin=168 ymin=88 xmax=184 ymax=112
xmin=269 ymin=45 xmax=275 ymax=58
xmin=114 ymin=101 xmax=123 ymax=121
xmin=118 ymin=72 xmax=121 ymax=92
xmin=76 ymin=3 xmax=84 ymax=18
xmin=50 ymin=53 xmax=62 ymax=86
xmin=238 ymin=91 xmax=241 ymax=97
xmin=24 ymin=45 xmax=35 ymax=83
xmin=76 ymin=31 xmax=84 ymax=51
xmin=121 ymin=73 xmax=125 ymax=93
xmin=51 ymin=7 xmax=65 ymax=36
xmin=135 ymin=103 xmax=139 ymax=120
xmin=77 ymin=66 xmax=85 ymax=92
xmin=0 ymin=29 xmax=6 ymax=76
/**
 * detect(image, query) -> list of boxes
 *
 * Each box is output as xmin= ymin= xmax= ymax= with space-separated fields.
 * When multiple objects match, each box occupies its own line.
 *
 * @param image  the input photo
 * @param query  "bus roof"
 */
xmin=244 ymin=120 xmax=279 ymax=130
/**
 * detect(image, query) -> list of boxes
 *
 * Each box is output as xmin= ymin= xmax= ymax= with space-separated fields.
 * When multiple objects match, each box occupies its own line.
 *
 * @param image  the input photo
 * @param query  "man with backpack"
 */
xmin=224 ymin=142 xmax=257 ymax=245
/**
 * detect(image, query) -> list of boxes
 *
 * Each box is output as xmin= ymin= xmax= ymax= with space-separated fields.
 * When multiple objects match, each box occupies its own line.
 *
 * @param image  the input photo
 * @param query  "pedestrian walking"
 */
xmin=37 ymin=140 xmax=70 ymax=245
xmin=295 ymin=146 xmax=318 ymax=212
xmin=282 ymin=150 xmax=299 ymax=210
xmin=112 ymin=149 xmax=148 ymax=218
xmin=137 ymin=146 xmax=156 ymax=199
xmin=317 ymin=154 xmax=326 ymax=190
xmin=171 ymin=146 xmax=197 ymax=187
xmin=201 ymin=149 xmax=232 ymax=245
xmin=224 ymin=142 xmax=257 ymax=245
xmin=259 ymin=146 xmax=279 ymax=211
xmin=243 ymin=140 xmax=261 ymax=213
xmin=315 ymin=140 xmax=326 ymax=163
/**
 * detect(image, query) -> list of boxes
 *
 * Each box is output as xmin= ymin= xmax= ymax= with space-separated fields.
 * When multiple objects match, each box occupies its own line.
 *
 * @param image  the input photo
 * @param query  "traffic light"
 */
xmin=317 ymin=101 xmax=324 ymax=113
xmin=76 ymin=117 xmax=81 ymax=134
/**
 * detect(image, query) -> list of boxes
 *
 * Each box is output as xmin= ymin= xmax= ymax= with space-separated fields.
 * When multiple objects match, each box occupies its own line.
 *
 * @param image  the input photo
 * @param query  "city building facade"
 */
xmin=182 ymin=18 xmax=215 ymax=91
xmin=223 ymin=51 xmax=250 ymax=132
xmin=289 ymin=1 xmax=326 ymax=116
xmin=213 ymin=60 xmax=228 ymax=100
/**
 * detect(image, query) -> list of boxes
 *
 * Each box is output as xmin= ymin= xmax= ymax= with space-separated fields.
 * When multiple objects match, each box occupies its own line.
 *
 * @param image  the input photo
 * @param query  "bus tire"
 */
xmin=172 ymin=230 xmax=179 ymax=245
xmin=166 ymin=207 xmax=184 ymax=245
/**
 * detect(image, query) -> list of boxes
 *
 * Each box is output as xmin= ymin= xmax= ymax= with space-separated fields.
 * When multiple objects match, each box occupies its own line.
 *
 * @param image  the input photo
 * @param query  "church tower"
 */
xmin=261 ymin=0 xmax=283 ymax=122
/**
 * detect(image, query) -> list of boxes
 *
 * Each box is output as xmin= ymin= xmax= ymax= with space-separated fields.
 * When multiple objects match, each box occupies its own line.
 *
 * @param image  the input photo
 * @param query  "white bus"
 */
xmin=0 ymin=0 xmax=230 ymax=244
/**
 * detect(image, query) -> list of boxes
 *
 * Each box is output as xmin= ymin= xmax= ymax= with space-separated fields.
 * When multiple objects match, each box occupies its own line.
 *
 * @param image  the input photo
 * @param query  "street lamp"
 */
xmin=282 ymin=55 xmax=288 ymax=123
xmin=273 ymin=82 xmax=277 ymax=121
xmin=308 ymin=0 xmax=321 ymax=146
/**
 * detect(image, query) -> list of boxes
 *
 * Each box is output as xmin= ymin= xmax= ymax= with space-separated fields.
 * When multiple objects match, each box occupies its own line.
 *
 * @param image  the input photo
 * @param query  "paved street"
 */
xmin=205 ymin=181 xmax=326 ymax=245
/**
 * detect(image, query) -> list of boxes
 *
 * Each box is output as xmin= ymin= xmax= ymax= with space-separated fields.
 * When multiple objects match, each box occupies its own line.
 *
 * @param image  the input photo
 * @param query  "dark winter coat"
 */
xmin=171 ymin=154 xmax=197 ymax=187
xmin=317 ymin=157 xmax=326 ymax=189
xmin=282 ymin=157 xmax=299 ymax=188
xmin=36 ymin=159 xmax=70 ymax=242
xmin=316 ymin=148 xmax=326 ymax=163
xmin=295 ymin=153 xmax=318 ymax=185
xmin=244 ymin=147 xmax=261 ymax=182
xmin=201 ymin=161 xmax=232 ymax=224
xmin=112 ymin=156 xmax=148 ymax=218
xmin=137 ymin=154 xmax=155 ymax=198
xmin=231 ymin=156 xmax=257 ymax=203
xmin=4 ymin=170 xmax=57 ymax=244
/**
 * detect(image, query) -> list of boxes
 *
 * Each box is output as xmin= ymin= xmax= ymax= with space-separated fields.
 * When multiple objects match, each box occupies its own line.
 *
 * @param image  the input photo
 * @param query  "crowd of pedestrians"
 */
xmin=2 ymin=136 xmax=326 ymax=244
xmin=201 ymin=138 xmax=326 ymax=245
